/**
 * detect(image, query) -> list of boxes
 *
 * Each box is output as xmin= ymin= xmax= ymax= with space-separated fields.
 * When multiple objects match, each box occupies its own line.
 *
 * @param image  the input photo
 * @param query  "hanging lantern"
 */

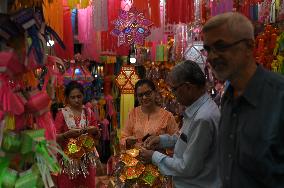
xmin=115 ymin=65 xmax=139 ymax=94
xmin=184 ymin=41 xmax=206 ymax=71
xmin=115 ymin=65 xmax=139 ymax=129
xmin=64 ymin=54 xmax=93 ymax=84
xmin=111 ymin=7 xmax=153 ymax=46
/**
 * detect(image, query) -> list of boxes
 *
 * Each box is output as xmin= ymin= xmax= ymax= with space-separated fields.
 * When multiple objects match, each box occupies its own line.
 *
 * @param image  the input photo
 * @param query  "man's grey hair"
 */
xmin=202 ymin=12 xmax=254 ymax=40
xmin=169 ymin=60 xmax=206 ymax=87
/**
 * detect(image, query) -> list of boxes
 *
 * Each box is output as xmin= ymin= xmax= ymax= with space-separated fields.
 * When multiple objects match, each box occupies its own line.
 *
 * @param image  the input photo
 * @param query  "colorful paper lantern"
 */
xmin=115 ymin=65 xmax=139 ymax=94
xmin=111 ymin=7 xmax=153 ymax=46
xmin=115 ymin=65 xmax=139 ymax=130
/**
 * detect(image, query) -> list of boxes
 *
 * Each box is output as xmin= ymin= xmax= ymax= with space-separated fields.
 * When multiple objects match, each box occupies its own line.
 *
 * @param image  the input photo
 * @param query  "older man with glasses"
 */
xmin=140 ymin=60 xmax=221 ymax=188
xmin=203 ymin=12 xmax=284 ymax=188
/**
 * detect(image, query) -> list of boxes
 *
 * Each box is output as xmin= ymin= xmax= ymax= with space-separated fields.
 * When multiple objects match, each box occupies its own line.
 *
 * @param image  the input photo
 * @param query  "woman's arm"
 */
xmin=54 ymin=110 xmax=81 ymax=142
xmin=85 ymin=108 xmax=100 ymax=138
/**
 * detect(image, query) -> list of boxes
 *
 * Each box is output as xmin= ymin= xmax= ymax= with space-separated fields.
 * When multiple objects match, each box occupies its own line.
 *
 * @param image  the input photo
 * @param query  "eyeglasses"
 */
xmin=171 ymin=82 xmax=188 ymax=93
xmin=203 ymin=39 xmax=249 ymax=54
xmin=137 ymin=90 xmax=153 ymax=98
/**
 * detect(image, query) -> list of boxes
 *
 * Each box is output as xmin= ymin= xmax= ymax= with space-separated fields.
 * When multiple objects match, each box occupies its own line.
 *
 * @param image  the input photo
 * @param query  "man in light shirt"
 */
xmin=140 ymin=60 xmax=221 ymax=188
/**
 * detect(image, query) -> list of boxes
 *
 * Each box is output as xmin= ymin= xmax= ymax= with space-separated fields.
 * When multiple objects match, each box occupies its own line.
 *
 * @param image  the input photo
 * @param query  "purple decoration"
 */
xmin=137 ymin=27 xmax=145 ymax=34
xmin=111 ymin=29 xmax=121 ymax=35
xmin=111 ymin=7 xmax=153 ymax=46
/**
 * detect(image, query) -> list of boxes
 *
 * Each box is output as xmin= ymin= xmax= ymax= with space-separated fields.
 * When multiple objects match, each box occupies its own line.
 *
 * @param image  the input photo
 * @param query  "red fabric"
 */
xmin=165 ymin=0 xmax=194 ymax=24
xmin=101 ymin=0 xmax=130 ymax=54
xmin=54 ymin=6 xmax=74 ymax=60
xmin=116 ymin=44 xmax=130 ymax=56
xmin=54 ymin=106 xmax=97 ymax=188
xmin=149 ymin=0 xmax=161 ymax=27
xmin=101 ymin=0 xmax=120 ymax=53
xmin=132 ymin=0 xmax=149 ymax=17
xmin=131 ymin=0 xmax=160 ymax=27
xmin=81 ymin=33 xmax=101 ymax=61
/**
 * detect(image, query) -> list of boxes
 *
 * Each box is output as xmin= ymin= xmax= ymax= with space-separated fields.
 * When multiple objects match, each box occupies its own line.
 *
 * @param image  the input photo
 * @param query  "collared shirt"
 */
xmin=219 ymin=66 xmax=284 ymax=188
xmin=152 ymin=93 xmax=221 ymax=188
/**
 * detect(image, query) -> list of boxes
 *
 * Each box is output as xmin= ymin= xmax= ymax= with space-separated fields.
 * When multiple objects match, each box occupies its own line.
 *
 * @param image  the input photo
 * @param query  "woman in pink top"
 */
xmin=55 ymin=81 xmax=99 ymax=188
xmin=121 ymin=79 xmax=178 ymax=147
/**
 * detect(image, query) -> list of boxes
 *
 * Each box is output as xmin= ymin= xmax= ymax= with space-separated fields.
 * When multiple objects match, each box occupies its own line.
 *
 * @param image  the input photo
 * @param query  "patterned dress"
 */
xmin=55 ymin=106 xmax=97 ymax=188
xmin=120 ymin=106 xmax=178 ymax=145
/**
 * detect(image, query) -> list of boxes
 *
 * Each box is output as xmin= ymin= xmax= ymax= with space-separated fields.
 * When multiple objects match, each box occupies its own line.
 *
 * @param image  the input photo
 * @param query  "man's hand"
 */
xmin=139 ymin=149 xmax=154 ymax=162
xmin=144 ymin=135 xmax=160 ymax=150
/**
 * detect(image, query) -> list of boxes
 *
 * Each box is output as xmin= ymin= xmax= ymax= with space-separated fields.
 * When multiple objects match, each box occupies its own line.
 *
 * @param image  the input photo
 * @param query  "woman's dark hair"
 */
xmin=64 ymin=81 xmax=84 ymax=97
xmin=134 ymin=79 xmax=156 ymax=94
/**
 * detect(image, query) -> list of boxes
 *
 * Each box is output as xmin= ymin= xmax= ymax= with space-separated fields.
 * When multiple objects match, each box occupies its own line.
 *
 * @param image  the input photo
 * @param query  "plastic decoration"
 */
xmin=156 ymin=44 xmax=168 ymax=62
xmin=0 ymin=51 xmax=25 ymax=78
xmin=141 ymin=166 xmax=159 ymax=186
xmin=255 ymin=25 xmax=279 ymax=70
xmin=126 ymin=148 xmax=140 ymax=158
xmin=0 ymin=8 xmax=66 ymax=188
xmin=115 ymin=65 xmax=139 ymax=94
xmin=111 ymin=7 xmax=153 ymax=46
xmin=121 ymin=154 xmax=139 ymax=167
xmin=272 ymin=32 xmax=284 ymax=74
xmin=62 ymin=134 xmax=99 ymax=179
xmin=67 ymin=0 xmax=90 ymax=9
xmin=0 ymin=129 xmax=63 ymax=188
xmin=113 ymin=149 xmax=166 ymax=187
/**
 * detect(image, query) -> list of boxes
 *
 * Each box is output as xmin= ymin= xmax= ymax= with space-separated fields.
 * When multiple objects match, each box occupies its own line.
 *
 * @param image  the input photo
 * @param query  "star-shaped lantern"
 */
xmin=115 ymin=65 xmax=139 ymax=94
xmin=111 ymin=7 xmax=153 ymax=46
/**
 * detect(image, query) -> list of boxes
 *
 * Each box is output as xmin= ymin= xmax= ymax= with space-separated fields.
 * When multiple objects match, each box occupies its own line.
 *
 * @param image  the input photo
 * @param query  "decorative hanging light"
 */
xmin=184 ymin=41 xmax=207 ymax=71
xmin=111 ymin=7 xmax=153 ymax=46
xmin=64 ymin=53 xmax=93 ymax=84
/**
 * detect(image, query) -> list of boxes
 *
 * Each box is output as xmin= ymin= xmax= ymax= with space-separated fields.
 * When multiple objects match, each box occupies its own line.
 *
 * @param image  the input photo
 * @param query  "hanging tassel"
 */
xmin=4 ymin=113 xmax=15 ymax=131
xmin=105 ymin=95 xmax=115 ymax=117
xmin=0 ymin=119 xmax=5 ymax=146
xmin=55 ymin=85 xmax=65 ymax=104
xmin=98 ymin=98 xmax=106 ymax=121
xmin=81 ymin=0 xmax=89 ymax=9
xmin=111 ymin=112 xmax=118 ymax=130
